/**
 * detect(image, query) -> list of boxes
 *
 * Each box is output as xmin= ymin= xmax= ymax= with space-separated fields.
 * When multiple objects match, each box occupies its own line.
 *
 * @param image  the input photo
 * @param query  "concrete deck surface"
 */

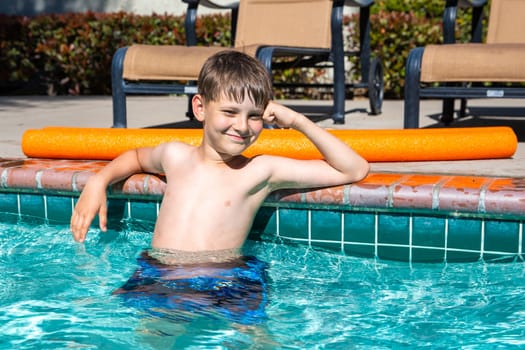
xmin=0 ymin=95 xmax=523 ymax=177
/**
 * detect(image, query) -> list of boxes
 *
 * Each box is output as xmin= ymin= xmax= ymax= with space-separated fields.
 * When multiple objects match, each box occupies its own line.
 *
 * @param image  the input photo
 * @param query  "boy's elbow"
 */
xmin=352 ymin=160 xmax=370 ymax=183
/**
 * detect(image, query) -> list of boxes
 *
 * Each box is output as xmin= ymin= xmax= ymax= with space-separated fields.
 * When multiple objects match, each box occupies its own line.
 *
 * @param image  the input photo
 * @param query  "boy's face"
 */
xmin=196 ymin=94 xmax=265 ymax=157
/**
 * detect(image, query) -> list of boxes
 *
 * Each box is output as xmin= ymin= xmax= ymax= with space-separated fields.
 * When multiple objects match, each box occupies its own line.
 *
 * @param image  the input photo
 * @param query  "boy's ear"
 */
xmin=192 ymin=94 xmax=206 ymax=122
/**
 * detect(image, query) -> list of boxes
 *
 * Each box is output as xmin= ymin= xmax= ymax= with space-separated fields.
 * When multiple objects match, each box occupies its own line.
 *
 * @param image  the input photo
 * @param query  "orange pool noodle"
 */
xmin=21 ymin=126 xmax=517 ymax=162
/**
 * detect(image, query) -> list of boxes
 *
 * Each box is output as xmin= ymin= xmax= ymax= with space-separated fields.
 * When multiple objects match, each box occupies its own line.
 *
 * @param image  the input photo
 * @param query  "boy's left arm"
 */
xmin=70 ymin=146 xmax=164 ymax=242
xmin=262 ymin=101 xmax=370 ymax=188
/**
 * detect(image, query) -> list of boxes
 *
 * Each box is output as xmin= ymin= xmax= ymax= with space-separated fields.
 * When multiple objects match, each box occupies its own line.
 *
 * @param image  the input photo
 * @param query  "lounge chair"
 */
xmin=111 ymin=0 xmax=383 ymax=128
xmin=404 ymin=0 xmax=525 ymax=128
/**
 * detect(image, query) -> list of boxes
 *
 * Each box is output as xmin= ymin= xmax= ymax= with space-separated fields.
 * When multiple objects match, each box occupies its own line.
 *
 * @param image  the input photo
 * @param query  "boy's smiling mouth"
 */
xmin=225 ymin=132 xmax=251 ymax=143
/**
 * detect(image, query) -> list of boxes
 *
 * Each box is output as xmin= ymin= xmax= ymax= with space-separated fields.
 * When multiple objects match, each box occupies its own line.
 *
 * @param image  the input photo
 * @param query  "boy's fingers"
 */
xmin=70 ymin=213 xmax=87 ymax=242
xmin=70 ymin=213 xmax=81 ymax=240
xmin=71 ymin=208 xmax=97 ymax=242
xmin=98 ymin=203 xmax=108 ymax=232
xmin=74 ymin=231 xmax=86 ymax=243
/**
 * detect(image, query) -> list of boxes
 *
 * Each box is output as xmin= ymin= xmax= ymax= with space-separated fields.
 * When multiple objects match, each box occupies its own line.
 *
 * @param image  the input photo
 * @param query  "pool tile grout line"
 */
xmin=495 ymin=224 xmax=522 ymax=260
xmin=432 ymin=176 xmax=451 ymax=210
xmin=478 ymin=177 xmax=495 ymax=214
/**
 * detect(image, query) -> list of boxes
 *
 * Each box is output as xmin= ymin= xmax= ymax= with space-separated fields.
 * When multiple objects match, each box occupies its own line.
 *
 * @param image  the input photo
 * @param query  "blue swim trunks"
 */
xmin=114 ymin=251 xmax=269 ymax=325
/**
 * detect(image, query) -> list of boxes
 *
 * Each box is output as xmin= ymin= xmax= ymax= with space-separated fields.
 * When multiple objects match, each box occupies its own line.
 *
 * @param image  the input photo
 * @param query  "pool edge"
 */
xmin=1 ymin=157 xmax=524 ymax=263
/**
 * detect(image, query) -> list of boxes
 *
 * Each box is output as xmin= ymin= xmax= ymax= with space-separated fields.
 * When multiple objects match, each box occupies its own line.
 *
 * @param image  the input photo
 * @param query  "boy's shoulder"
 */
xmin=156 ymin=141 xmax=195 ymax=164
xmin=160 ymin=141 xmax=195 ymax=153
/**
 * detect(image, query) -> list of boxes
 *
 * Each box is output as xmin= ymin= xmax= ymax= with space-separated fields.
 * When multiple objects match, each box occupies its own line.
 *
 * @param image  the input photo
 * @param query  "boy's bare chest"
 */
xmin=168 ymin=163 xmax=263 ymax=198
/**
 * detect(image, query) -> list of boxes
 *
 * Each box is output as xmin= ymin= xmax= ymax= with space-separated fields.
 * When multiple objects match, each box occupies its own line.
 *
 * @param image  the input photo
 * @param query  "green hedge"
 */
xmin=0 ymin=2 xmax=483 ymax=98
xmin=0 ymin=12 xmax=230 ymax=95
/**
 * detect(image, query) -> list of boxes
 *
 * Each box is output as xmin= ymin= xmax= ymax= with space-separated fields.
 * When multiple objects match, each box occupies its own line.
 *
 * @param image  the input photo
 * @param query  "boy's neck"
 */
xmin=196 ymin=144 xmax=247 ymax=168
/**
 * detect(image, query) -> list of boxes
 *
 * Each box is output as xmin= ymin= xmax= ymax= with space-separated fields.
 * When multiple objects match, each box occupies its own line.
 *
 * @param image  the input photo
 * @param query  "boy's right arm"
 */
xmin=70 ymin=147 xmax=159 ymax=242
xmin=262 ymin=101 xmax=370 ymax=189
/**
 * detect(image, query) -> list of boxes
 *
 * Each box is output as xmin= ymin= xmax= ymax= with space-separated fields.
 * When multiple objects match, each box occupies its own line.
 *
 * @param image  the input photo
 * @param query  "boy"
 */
xmin=70 ymin=50 xmax=369 ymax=323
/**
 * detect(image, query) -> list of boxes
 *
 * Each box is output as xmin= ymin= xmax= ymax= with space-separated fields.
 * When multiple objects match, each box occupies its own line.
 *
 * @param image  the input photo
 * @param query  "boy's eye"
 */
xmin=249 ymin=115 xmax=262 ymax=120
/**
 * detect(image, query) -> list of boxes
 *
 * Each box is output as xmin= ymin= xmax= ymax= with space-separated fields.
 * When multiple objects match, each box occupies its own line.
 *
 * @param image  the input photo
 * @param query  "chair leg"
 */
xmin=441 ymin=98 xmax=455 ymax=125
xmin=331 ymin=54 xmax=345 ymax=124
xmin=186 ymin=94 xmax=195 ymax=120
xmin=111 ymin=47 xmax=128 ymax=128
xmin=359 ymin=5 xmax=371 ymax=84
xmin=330 ymin=2 xmax=345 ymax=124
xmin=459 ymin=98 xmax=468 ymax=119
xmin=404 ymin=47 xmax=424 ymax=129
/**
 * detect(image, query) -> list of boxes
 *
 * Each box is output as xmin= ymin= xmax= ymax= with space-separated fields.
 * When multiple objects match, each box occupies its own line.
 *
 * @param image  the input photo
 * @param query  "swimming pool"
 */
xmin=1 ymin=157 xmax=525 ymax=348
xmin=2 ymin=218 xmax=525 ymax=349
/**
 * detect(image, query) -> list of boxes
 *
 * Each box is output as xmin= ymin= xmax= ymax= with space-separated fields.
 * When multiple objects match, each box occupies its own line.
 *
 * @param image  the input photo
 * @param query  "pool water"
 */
xmin=1 ymin=218 xmax=525 ymax=349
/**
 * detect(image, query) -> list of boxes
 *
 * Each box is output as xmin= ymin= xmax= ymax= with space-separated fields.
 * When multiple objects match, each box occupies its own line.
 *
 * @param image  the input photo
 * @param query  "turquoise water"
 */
xmin=1 ymin=218 xmax=525 ymax=349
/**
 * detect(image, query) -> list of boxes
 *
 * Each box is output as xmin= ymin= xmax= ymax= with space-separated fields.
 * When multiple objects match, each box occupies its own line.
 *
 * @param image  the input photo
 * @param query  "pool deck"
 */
xmin=0 ymin=95 xmax=524 ymax=177
xmin=0 ymin=96 xmax=523 ymax=262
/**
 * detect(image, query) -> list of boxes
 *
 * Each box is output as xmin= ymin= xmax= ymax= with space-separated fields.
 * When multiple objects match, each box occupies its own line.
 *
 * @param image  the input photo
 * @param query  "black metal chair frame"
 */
xmin=111 ymin=0 xmax=383 ymax=128
xmin=402 ymin=0 xmax=521 ymax=128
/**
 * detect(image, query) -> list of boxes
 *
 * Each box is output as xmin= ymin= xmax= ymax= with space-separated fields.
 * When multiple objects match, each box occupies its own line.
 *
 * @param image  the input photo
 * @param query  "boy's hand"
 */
xmin=70 ymin=178 xmax=108 ymax=243
xmin=262 ymin=101 xmax=303 ymax=129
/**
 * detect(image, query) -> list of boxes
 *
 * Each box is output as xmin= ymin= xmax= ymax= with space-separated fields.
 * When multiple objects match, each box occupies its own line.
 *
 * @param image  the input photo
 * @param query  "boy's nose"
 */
xmin=233 ymin=115 xmax=249 ymax=133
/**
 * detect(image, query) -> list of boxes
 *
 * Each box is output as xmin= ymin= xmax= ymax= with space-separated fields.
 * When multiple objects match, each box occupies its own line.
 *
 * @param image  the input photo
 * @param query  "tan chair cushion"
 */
xmin=487 ymin=0 xmax=525 ymax=44
xmin=234 ymin=0 xmax=332 ymax=49
xmin=420 ymin=43 xmax=525 ymax=83
xmin=123 ymin=45 xmax=260 ymax=81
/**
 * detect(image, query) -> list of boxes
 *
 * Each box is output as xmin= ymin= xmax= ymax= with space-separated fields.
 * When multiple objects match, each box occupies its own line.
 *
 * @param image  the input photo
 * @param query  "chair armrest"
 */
xmin=194 ymin=0 xmax=239 ymax=10
xmin=344 ymin=0 xmax=374 ymax=7
xmin=443 ymin=0 xmax=488 ymax=44
xmin=182 ymin=0 xmax=239 ymax=46
xmin=457 ymin=0 xmax=487 ymax=7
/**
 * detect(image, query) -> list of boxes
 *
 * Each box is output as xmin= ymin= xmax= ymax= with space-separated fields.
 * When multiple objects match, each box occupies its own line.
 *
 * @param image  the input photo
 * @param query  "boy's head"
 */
xmin=198 ymin=50 xmax=273 ymax=109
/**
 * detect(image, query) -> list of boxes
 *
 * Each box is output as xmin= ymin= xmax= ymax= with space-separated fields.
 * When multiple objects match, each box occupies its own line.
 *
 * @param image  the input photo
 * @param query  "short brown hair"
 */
xmin=197 ymin=50 xmax=273 ymax=108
